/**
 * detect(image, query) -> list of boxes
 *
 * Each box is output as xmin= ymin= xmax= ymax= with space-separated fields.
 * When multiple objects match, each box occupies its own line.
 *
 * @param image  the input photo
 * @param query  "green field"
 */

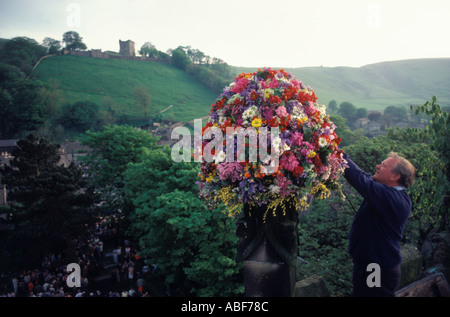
xmin=33 ymin=55 xmax=450 ymax=125
xmin=32 ymin=55 xmax=218 ymax=122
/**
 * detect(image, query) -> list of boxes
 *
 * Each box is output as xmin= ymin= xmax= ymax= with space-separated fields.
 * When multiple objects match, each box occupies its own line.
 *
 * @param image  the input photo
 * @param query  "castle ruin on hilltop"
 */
xmin=63 ymin=39 xmax=169 ymax=63
xmin=119 ymin=40 xmax=135 ymax=57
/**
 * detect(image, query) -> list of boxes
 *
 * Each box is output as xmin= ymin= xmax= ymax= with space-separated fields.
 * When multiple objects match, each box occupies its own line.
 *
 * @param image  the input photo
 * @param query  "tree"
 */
xmin=298 ymin=196 xmax=354 ymax=296
xmin=384 ymin=105 xmax=407 ymax=121
xmin=80 ymin=125 xmax=160 ymax=213
xmin=0 ymin=134 xmax=97 ymax=267
xmin=0 ymin=79 xmax=52 ymax=137
xmin=187 ymin=48 xmax=206 ymax=64
xmin=368 ymin=111 xmax=382 ymax=122
xmin=327 ymin=100 xmax=338 ymax=114
xmin=171 ymin=46 xmax=190 ymax=70
xmin=139 ymin=42 xmax=168 ymax=59
xmin=42 ymin=37 xmax=61 ymax=54
xmin=0 ymin=37 xmax=52 ymax=137
xmin=62 ymin=31 xmax=87 ymax=51
xmin=58 ymin=100 xmax=100 ymax=132
xmin=411 ymin=96 xmax=450 ymax=231
xmin=338 ymin=101 xmax=357 ymax=124
xmin=133 ymin=86 xmax=152 ymax=119
xmin=329 ymin=114 xmax=356 ymax=147
xmin=123 ymin=147 xmax=243 ymax=296
xmin=0 ymin=37 xmax=47 ymax=75
xmin=355 ymin=107 xmax=367 ymax=119
xmin=139 ymin=41 xmax=156 ymax=57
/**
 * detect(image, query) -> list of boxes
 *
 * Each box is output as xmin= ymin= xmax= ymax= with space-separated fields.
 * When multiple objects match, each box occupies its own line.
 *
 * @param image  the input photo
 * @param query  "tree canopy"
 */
xmin=62 ymin=31 xmax=87 ymax=51
xmin=123 ymin=146 xmax=242 ymax=296
xmin=0 ymin=134 xmax=97 ymax=267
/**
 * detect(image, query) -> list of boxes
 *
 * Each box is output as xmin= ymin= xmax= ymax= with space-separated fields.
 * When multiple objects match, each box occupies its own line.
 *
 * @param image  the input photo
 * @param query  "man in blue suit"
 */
xmin=343 ymin=152 xmax=416 ymax=297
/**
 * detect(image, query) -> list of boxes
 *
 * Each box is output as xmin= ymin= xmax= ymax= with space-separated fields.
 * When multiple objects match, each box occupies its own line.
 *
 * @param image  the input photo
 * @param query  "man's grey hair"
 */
xmin=388 ymin=152 xmax=416 ymax=188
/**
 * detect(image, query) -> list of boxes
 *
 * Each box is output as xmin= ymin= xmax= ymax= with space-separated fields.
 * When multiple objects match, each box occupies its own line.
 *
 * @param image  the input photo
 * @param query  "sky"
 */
xmin=1 ymin=0 xmax=450 ymax=68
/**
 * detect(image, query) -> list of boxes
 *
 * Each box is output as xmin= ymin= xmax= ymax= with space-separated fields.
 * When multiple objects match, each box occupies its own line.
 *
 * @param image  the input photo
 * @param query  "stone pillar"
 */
xmin=236 ymin=202 xmax=299 ymax=297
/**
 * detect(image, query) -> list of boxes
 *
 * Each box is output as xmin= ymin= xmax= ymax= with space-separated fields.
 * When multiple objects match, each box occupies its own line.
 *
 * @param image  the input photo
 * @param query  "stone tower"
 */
xmin=119 ymin=40 xmax=135 ymax=56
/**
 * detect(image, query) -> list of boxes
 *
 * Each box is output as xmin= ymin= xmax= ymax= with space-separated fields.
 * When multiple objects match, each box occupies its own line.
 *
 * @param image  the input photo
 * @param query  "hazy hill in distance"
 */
xmin=236 ymin=58 xmax=450 ymax=111
xmin=33 ymin=55 xmax=450 ymax=124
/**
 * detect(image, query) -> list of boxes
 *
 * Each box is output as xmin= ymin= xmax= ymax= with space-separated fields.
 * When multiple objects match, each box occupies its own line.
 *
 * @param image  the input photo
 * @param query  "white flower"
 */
xmin=269 ymin=185 xmax=281 ymax=194
xmin=316 ymin=104 xmax=327 ymax=116
xmin=271 ymin=136 xmax=282 ymax=154
xmin=218 ymin=116 xmax=226 ymax=125
xmin=243 ymin=106 xmax=258 ymax=120
xmin=318 ymin=137 xmax=328 ymax=148
xmin=321 ymin=167 xmax=331 ymax=181
xmin=214 ymin=150 xmax=226 ymax=164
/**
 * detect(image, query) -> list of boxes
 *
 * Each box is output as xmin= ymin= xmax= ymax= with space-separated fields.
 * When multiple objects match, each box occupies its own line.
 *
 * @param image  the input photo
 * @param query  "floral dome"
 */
xmin=197 ymin=68 xmax=346 ymax=218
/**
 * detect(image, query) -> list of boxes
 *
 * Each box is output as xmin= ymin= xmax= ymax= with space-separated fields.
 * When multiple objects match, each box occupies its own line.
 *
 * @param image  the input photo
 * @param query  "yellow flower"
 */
xmin=297 ymin=116 xmax=308 ymax=124
xmin=216 ymin=186 xmax=241 ymax=217
xmin=251 ymin=117 xmax=263 ymax=129
xmin=308 ymin=151 xmax=316 ymax=158
xmin=310 ymin=183 xmax=330 ymax=199
xmin=263 ymin=89 xmax=274 ymax=99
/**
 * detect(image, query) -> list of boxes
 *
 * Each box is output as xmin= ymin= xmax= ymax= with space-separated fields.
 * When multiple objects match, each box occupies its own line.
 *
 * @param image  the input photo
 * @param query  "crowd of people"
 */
xmin=0 ymin=216 xmax=158 ymax=297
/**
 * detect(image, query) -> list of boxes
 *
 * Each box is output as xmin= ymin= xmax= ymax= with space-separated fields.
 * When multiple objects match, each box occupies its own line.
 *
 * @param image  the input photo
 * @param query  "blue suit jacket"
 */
xmin=343 ymin=153 xmax=411 ymax=267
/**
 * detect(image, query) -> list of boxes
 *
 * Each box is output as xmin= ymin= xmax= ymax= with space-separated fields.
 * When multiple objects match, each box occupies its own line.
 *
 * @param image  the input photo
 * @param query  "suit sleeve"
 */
xmin=342 ymin=152 xmax=405 ymax=221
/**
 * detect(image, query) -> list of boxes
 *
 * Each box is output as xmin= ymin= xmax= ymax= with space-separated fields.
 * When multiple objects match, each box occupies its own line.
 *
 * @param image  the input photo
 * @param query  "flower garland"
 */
xmin=197 ymin=68 xmax=346 ymax=217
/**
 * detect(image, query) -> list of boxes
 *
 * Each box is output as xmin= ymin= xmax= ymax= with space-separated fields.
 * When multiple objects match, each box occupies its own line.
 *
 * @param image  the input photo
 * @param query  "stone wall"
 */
xmin=63 ymin=49 xmax=170 ymax=64
xmin=399 ymin=244 xmax=423 ymax=289
xmin=294 ymin=244 xmax=423 ymax=297
xmin=294 ymin=276 xmax=330 ymax=297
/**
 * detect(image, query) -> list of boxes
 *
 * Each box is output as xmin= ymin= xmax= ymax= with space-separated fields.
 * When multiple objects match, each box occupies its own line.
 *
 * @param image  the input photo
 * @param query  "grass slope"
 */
xmin=32 ymin=55 xmax=218 ymax=122
xmin=33 ymin=55 xmax=450 ymax=125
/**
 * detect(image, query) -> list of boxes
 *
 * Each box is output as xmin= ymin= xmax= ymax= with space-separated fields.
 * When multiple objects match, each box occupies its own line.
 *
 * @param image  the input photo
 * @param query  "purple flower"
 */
xmin=217 ymin=162 xmax=244 ymax=182
xmin=261 ymin=106 xmax=274 ymax=121
xmin=290 ymin=132 xmax=303 ymax=147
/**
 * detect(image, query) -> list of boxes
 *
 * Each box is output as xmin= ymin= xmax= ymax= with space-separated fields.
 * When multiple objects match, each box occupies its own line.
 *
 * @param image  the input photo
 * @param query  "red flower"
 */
xmin=293 ymin=165 xmax=304 ymax=178
xmin=281 ymin=86 xmax=297 ymax=101
xmin=213 ymin=96 xmax=227 ymax=111
xmin=279 ymin=115 xmax=291 ymax=132
xmin=298 ymin=90 xmax=318 ymax=104
xmin=268 ymin=117 xmax=280 ymax=128
xmin=269 ymin=95 xmax=282 ymax=105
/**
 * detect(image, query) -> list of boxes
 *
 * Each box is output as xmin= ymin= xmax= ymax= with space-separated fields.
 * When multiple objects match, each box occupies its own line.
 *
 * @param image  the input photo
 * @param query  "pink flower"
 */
xmin=235 ymin=116 xmax=244 ymax=127
xmin=280 ymin=152 xmax=299 ymax=172
xmin=217 ymin=162 xmax=244 ymax=182
xmin=261 ymin=78 xmax=279 ymax=89
xmin=276 ymin=174 xmax=292 ymax=197
xmin=291 ymin=79 xmax=301 ymax=89
xmin=290 ymin=132 xmax=303 ymax=147
xmin=231 ymin=78 xmax=249 ymax=93
xmin=275 ymin=106 xmax=288 ymax=118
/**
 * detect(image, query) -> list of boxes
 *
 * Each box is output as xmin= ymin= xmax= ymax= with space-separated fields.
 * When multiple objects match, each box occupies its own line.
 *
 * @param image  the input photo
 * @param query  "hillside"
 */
xmin=32 ymin=55 xmax=450 ymax=125
xmin=236 ymin=58 xmax=450 ymax=111
xmin=31 ymin=55 xmax=218 ymax=123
